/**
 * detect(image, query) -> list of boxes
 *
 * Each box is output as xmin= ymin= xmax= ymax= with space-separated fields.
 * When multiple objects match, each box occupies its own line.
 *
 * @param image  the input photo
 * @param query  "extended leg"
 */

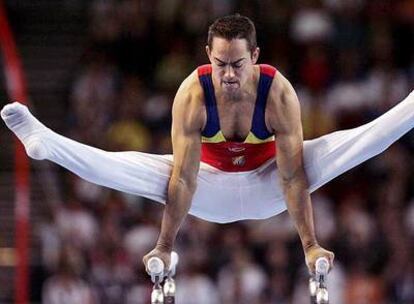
xmin=303 ymin=91 xmax=414 ymax=192
xmin=1 ymin=102 xmax=172 ymax=203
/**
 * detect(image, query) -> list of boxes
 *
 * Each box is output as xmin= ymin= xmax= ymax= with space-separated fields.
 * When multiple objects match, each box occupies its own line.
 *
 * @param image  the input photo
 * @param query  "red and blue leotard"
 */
xmin=198 ymin=64 xmax=277 ymax=172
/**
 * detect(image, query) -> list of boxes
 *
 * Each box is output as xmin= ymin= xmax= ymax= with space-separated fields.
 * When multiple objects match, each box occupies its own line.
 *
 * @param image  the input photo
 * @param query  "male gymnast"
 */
xmin=142 ymin=14 xmax=335 ymax=273
xmin=2 ymin=14 xmax=413 ymax=276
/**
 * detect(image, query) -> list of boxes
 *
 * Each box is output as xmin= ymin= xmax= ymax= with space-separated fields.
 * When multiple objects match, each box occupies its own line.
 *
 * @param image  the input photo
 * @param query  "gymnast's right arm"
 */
xmin=143 ymin=73 xmax=205 ymax=269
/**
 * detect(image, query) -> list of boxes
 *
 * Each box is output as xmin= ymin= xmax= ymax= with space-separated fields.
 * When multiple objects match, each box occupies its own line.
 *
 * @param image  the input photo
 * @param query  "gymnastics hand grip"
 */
xmin=147 ymin=251 xmax=179 ymax=281
xmin=168 ymin=251 xmax=179 ymax=276
xmin=148 ymin=256 xmax=165 ymax=283
xmin=315 ymin=257 xmax=329 ymax=275
xmin=315 ymin=257 xmax=330 ymax=303
xmin=315 ymin=257 xmax=329 ymax=287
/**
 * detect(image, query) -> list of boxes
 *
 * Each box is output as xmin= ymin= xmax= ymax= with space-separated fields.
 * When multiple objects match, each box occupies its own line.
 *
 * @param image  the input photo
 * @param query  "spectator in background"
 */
xmin=325 ymin=49 xmax=367 ymax=124
xmin=218 ymin=249 xmax=267 ymax=304
xmin=365 ymin=29 xmax=409 ymax=112
xmin=290 ymin=1 xmax=334 ymax=44
xmin=154 ymin=39 xmax=193 ymax=92
xmin=89 ymin=0 xmax=121 ymax=46
xmin=107 ymin=76 xmax=152 ymax=151
xmin=42 ymin=246 xmax=95 ymax=304
xmin=70 ymin=52 xmax=119 ymax=146
xmin=89 ymin=243 xmax=134 ymax=304
xmin=55 ymin=197 xmax=98 ymax=252
xmin=38 ymin=207 xmax=61 ymax=274
xmin=176 ymin=261 xmax=220 ymax=303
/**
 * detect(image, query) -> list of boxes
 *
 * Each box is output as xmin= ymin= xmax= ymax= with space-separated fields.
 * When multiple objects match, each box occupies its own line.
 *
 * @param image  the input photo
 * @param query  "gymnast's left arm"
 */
xmin=142 ymin=72 xmax=204 ymax=271
xmin=269 ymin=72 xmax=335 ymax=273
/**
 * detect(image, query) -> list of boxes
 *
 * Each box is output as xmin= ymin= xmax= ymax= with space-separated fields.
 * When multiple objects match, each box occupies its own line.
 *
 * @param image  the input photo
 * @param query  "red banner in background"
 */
xmin=0 ymin=1 xmax=31 ymax=303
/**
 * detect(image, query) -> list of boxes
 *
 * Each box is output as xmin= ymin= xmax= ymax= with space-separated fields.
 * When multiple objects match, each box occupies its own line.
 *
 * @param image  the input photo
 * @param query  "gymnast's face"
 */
xmin=206 ymin=37 xmax=259 ymax=98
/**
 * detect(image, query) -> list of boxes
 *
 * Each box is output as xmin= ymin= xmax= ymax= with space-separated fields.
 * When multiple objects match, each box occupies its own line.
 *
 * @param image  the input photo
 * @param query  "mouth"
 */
xmin=222 ymin=80 xmax=239 ymax=88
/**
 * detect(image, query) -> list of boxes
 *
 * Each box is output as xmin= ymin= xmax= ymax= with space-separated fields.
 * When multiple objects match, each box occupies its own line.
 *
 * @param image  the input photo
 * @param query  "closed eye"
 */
xmin=214 ymin=57 xmax=245 ymax=68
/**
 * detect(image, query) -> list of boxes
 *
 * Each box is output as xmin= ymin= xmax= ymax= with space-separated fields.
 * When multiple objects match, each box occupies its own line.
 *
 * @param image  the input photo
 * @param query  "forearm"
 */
xmin=282 ymin=172 xmax=318 ymax=250
xmin=156 ymin=176 xmax=195 ymax=250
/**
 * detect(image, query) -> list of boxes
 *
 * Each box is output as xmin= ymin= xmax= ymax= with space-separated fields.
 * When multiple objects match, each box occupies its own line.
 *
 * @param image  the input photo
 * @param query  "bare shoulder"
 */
xmin=175 ymin=69 xmax=204 ymax=100
xmin=172 ymin=69 xmax=206 ymax=132
xmin=269 ymin=71 xmax=298 ymax=108
xmin=267 ymin=71 xmax=302 ymax=133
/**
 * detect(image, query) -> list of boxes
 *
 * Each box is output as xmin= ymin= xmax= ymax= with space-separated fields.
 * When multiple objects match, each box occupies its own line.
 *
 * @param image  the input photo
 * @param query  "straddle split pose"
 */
xmin=2 ymin=15 xmax=413 ymax=275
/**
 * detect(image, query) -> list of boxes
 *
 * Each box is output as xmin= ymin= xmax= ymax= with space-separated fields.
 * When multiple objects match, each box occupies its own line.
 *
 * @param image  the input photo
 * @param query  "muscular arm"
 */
xmin=269 ymin=73 xmax=317 ymax=251
xmin=156 ymin=74 xmax=204 ymax=252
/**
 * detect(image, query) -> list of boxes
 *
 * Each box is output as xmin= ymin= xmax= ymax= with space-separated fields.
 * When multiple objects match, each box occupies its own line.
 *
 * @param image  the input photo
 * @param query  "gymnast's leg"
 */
xmin=0 ymin=102 xmax=172 ymax=203
xmin=304 ymin=90 xmax=414 ymax=193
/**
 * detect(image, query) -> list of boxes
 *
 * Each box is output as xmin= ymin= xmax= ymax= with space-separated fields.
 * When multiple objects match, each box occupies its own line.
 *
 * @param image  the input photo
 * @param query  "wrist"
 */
xmin=303 ymin=240 xmax=319 ymax=252
xmin=156 ymin=239 xmax=173 ymax=252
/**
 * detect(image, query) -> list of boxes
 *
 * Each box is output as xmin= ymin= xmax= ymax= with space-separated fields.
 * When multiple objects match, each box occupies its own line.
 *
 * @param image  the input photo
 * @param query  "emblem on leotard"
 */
xmin=232 ymin=155 xmax=246 ymax=166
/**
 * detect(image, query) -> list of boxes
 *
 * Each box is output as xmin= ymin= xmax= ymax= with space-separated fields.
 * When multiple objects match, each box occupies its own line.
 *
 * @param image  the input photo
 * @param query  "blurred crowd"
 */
xmin=37 ymin=0 xmax=414 ymax=303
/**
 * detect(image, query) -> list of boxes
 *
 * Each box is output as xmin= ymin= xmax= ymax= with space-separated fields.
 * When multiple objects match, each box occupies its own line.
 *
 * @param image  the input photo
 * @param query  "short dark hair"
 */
xmin=207 ymin=14 xmax=257 ymax=53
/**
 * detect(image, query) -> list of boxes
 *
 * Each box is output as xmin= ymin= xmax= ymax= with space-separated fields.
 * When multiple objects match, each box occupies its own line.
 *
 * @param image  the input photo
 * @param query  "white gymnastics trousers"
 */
xmin=1 ymin=92 xmax=413 ymax=223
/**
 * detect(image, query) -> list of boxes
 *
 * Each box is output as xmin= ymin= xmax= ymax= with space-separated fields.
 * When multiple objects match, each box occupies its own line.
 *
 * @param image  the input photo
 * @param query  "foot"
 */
xmin=1 ymin=102 xmax=50 ymax=159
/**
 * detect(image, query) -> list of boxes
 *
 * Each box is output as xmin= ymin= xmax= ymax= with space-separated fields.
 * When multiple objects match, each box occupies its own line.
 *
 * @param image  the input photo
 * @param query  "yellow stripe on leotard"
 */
xmin=201 ymin=130 xmax=226 ymax=143
xmin=243 ymin=132 xmax=275 ymax=144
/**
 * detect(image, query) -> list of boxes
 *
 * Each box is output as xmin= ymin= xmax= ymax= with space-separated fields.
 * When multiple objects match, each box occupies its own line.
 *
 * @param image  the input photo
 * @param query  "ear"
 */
xmin=206 ymin=45 xmax=212 ymax=61
xmin=251 ymin=47 xmax=260 ymax=64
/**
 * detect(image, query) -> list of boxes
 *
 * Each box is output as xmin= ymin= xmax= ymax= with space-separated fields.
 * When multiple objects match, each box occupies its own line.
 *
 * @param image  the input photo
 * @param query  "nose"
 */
xmin=224 ymin=65 xmax=235 ymax=79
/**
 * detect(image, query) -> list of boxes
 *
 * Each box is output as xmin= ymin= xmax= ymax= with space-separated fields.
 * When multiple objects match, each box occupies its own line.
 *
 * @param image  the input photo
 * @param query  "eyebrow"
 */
xmin=214 ymin=57 xmax=246 ymax=65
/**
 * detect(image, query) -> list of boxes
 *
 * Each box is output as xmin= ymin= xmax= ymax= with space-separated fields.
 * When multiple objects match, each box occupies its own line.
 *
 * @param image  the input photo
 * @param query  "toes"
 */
xmin=1 ymin=102 xmax=26 ymax=118
xmin=1 ymin=104 xmax=14 ymax=118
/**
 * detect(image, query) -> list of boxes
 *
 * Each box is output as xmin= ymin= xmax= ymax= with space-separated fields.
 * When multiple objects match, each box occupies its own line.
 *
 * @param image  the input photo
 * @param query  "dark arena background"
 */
xmin=0 ymin=1 xmax=413 ymax=303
